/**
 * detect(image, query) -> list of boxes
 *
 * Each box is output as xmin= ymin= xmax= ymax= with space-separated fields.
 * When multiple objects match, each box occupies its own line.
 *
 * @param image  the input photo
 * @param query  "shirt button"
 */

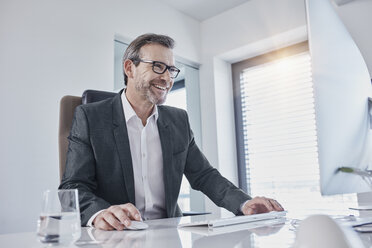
xmin=142 ymin=153 xmax=146 ymax=158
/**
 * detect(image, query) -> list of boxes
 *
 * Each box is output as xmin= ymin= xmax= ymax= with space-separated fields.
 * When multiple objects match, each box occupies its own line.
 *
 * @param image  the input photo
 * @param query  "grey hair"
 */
xmin=122 ymin=33 xmax=175 ymax=86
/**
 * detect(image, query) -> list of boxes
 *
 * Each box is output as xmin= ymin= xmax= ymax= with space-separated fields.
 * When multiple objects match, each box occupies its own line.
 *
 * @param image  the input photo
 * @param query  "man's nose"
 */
xmin=160 ymin=69 xmax=172 ymax=82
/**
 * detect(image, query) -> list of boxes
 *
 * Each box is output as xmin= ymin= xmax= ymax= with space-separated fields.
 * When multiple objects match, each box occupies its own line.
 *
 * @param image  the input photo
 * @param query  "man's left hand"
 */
xmin=242 ymin=196 xmax=284 ymax=215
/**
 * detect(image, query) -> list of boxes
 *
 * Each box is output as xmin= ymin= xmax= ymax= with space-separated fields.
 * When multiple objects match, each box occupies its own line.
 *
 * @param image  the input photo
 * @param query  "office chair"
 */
xmin=58 ymin=95 xmax=81 ymax=182
xmin=58 ymin=90 xmax=117 ymax=182
xmin=58 ymin=89 xmax=209 ymax=217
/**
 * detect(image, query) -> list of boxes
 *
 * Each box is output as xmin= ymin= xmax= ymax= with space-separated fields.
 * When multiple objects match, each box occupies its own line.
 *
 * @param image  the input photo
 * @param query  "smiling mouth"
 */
xmin=152 ymin=84 xmax=168 ymax=91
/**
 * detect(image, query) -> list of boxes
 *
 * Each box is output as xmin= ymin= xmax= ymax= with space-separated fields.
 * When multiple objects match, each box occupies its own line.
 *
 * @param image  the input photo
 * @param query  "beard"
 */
xmin=135 ymin=78 xmax=171 ymax=105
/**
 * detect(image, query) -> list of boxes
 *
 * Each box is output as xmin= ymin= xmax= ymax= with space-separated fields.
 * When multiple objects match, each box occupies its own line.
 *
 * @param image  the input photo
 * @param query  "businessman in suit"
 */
xmin=59 ymin=33 xmax=283 ymax=230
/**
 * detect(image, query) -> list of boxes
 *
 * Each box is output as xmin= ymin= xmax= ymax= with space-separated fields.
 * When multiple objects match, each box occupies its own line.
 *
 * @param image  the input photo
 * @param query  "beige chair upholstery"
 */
xmin=58 ymin=95 xmax=82 ymax=182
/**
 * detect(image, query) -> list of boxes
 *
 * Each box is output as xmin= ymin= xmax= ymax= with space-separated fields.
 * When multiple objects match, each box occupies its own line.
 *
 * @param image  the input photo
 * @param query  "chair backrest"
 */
xmin=58 ymin=95 xmax=82 ymax=182
xmin=58 ymin=90 xmax=117 ymax=182
xmin=82 ymin=89 xmax=117 ymax=105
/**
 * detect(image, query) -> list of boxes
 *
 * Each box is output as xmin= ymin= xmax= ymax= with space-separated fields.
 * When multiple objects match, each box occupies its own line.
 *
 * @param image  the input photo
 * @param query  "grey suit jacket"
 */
xmin=59 ymin=92 xmax=251 ymax=225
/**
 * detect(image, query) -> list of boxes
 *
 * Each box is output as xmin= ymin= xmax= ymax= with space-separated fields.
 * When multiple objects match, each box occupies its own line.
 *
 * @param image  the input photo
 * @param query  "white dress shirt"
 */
xmin=87 ymin=92 xmax=167 ymax=226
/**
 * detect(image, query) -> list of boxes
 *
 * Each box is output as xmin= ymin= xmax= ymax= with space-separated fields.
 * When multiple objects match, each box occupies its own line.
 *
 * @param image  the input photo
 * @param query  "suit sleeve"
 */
xmin=59 ymin=106 xmax=110 ymax=226
xmin=182 ymin=112 xmax=251 ymax=215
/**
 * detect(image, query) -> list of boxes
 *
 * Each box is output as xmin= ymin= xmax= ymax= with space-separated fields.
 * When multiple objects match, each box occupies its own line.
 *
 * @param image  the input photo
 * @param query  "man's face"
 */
xmin=131 ymin=44 xmax=175 ymax=105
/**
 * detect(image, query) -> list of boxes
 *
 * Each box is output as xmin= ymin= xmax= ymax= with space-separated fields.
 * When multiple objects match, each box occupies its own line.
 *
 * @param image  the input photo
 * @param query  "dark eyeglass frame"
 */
xmin=133 ymin=59 xmax=180 ymax=79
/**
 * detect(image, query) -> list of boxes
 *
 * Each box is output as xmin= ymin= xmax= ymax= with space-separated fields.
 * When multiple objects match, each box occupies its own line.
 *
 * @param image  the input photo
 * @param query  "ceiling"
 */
xmin=157 ymin=0 xmax=355 ymax=21
xmin=158 ymin=0 xmax=252 ymax=21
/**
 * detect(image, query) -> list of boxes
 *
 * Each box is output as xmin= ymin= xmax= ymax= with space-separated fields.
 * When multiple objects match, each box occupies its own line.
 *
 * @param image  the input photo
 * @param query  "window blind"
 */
xmin=239 ymin=51 xmax=357 ymax=217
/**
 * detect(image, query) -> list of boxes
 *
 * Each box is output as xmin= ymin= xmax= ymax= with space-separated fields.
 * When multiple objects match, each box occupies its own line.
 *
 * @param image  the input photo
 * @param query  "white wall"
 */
xmin=0 ymin=0 xmax=200 ymax=234
xmin=198 ymin=0 xmax=372 ymax=214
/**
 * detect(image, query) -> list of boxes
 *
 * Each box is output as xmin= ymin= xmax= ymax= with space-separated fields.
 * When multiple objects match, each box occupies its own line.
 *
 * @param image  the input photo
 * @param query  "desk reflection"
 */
xmin=76 ymin=217 xmax=289 ymax=248
xmin=188 ymin=222 xmax=285 ymax=248
xmin=2 ymin=215 xmax=372 ymax=248
xmin=78 ymin=219 xmax=183 ymax=248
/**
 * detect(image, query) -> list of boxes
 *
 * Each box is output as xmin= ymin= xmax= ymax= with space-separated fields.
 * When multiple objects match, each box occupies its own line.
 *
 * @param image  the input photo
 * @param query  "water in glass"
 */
xmin=36 ymin=189 xmax=81 ymax=246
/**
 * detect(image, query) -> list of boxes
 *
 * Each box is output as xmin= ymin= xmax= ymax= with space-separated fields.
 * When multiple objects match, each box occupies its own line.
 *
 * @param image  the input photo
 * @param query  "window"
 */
xmin=232 ymin=42 xmax=357 ymax=218
xmin=114 ymin=40 xmax=128 ymax=90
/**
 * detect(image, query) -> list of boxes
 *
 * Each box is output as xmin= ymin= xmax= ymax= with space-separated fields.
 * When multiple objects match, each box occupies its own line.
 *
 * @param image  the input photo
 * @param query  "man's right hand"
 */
xmin=93 ymin=203 xmax=142 ymax=230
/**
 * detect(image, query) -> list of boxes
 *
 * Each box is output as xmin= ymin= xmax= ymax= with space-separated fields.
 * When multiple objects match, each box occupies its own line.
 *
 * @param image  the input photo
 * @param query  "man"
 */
xmin=59 ymin=33 xmax=283 ymax=231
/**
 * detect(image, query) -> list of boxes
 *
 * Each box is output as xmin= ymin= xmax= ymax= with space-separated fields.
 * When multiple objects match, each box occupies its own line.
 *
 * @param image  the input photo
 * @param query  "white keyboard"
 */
xmin=178 ymin=211 xmax=287 ymax=228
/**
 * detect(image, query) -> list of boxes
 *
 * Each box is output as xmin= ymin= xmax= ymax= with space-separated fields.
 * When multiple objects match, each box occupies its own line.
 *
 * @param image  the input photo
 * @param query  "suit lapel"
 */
xmin=157 ymin=107 xmax=174 ymax=217
xmin=112 ymin=92 xmax=135 ymax=205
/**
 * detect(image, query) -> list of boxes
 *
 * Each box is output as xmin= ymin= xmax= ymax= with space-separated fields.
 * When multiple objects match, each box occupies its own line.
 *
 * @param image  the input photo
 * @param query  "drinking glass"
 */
xmin=36 ymin=189 xmax=81 ymax=246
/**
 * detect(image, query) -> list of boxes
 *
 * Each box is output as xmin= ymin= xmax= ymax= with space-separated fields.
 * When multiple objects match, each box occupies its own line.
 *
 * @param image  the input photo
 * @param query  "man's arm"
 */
xmin=182 ymin=112 xmax=283 ymax=215
xmin=181 ymin=110 xmax=250 ymax=215
xmin=184 ymin=135 xmax=251 ymax=215
xmin=59 ymin=105 xmax=111 ymax=225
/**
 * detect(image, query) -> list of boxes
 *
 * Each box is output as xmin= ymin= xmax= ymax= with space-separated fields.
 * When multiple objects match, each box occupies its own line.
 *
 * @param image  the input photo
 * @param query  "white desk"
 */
xmin=1 ymin=215 xmax=372 ymax=248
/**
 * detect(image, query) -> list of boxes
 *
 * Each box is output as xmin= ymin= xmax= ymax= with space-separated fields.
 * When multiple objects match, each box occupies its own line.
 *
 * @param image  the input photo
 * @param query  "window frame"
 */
xmin=231 ymin=41 xmax=309 ymax=193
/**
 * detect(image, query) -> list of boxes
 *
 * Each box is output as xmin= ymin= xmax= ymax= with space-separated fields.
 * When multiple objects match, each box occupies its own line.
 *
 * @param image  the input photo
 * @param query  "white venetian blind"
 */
xmin=239 ymin=51 xmax=356 ymax=217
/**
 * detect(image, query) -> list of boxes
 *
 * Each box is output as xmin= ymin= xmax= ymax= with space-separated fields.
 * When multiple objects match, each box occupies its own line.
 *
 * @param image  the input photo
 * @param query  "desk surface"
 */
xmin=1 ymin=214 xmax=372 ymax=248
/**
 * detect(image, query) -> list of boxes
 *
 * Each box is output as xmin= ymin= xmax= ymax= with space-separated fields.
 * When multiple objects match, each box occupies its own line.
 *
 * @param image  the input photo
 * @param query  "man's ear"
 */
xmin=124 ymin=59 xmax=135 ymax=79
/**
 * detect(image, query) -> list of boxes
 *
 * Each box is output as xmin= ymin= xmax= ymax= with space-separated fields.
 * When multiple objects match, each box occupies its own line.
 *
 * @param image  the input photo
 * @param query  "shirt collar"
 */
xmin=121 ymin=90 xmax=159 ymax=124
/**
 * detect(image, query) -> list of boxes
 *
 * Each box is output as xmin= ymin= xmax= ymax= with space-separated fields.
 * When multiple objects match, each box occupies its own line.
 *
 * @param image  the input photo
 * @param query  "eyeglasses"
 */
xmin=134 ymin=59 xmax=180 ymax=79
